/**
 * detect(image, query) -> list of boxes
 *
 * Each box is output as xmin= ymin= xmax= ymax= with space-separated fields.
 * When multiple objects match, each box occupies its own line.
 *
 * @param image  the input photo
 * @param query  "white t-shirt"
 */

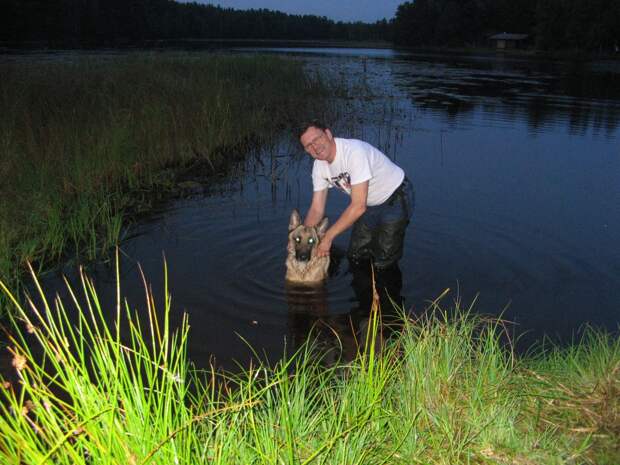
xmin=311 ymin=138 xmax=405 ymax=206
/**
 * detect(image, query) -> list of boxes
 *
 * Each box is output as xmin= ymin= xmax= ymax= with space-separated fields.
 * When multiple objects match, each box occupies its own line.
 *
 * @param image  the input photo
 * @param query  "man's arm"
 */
xmin=316 ymin=181 xmax=368 ymax=256
xmin=304 ymin=189 xmax=328 ymax=227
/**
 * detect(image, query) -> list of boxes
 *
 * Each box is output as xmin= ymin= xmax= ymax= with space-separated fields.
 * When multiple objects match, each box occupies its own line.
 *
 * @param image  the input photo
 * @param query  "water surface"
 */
xmin=29 ymin=48 xmax=620 ymax=368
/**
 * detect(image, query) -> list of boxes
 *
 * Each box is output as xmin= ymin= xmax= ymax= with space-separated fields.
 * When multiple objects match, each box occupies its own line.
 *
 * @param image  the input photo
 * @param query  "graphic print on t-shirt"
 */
xmin=326 ymin=172 xmax=351 ymax=195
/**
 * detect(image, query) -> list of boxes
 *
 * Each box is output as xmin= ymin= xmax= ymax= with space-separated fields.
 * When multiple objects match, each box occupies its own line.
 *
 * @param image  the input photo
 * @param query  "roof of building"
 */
xmin=488 ymin=33 xmax=529 ymax=41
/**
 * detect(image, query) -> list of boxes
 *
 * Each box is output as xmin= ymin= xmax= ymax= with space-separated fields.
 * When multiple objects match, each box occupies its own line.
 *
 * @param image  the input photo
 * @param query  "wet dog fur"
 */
xmin=285 ymin=209 xmax=329 ymax=284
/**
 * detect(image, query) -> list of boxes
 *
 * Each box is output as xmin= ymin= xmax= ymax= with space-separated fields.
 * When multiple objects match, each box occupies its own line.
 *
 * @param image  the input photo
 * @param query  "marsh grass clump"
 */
xmin=522 ymin=330 xmax=620 ymax=464
xmin=0 ymin=260 xmax=401 ymax=465
xmin=0 ymin=264 xmax=618 ymax=464
xmin=0 ymin=54 xmax=331 ymax=306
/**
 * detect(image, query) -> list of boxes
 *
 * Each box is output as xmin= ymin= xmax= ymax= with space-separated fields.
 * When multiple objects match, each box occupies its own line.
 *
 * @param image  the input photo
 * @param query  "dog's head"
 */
xmin=288 ymin=209 xmax=329 ymax=262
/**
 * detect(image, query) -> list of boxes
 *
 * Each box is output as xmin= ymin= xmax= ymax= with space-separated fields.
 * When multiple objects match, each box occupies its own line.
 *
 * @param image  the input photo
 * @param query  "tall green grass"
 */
xmin=0 ymin=54 xmax=330 ymax=301
xmin=1 ymin=263 xmax=618 ymax=464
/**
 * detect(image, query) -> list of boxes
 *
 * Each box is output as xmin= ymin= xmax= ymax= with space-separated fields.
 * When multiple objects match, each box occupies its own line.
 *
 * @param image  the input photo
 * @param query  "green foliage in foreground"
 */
xmin=0 ymin=54 xmax=329 ymax=293
xmin=0 ymin=265 xmax=618 ymax=465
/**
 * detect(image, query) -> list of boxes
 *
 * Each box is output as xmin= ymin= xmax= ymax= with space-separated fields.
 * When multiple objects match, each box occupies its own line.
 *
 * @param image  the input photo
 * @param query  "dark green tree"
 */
xmin=0 ymin=0 xmax=390 ymax=45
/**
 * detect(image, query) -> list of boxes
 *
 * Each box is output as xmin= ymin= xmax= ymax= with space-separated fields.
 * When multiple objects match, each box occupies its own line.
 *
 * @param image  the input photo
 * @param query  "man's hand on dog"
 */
xmin=316 ymin=235 xmax=332 ymax=257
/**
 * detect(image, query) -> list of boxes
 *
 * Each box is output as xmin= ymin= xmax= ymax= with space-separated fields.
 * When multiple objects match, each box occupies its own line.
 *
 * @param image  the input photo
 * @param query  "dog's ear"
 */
xmin=316 ymin=217 xmax=329 ymax=237
xmin=289 ymin=209 xmax=302 ymax=231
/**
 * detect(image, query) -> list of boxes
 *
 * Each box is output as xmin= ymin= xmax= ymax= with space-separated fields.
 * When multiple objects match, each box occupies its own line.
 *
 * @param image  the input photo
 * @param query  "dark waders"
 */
xmin=347 ymin=177 xmax=415 ymax=270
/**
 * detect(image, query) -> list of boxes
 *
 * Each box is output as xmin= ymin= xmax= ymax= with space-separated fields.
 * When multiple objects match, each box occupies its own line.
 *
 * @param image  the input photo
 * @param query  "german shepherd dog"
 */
xmin=285 ymin=209 xmax=330 ymax=284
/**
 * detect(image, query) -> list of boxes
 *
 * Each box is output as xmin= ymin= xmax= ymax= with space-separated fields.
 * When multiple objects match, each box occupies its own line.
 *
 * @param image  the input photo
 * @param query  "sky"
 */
xmin=186 ymin=0 xmax=403 ymax=23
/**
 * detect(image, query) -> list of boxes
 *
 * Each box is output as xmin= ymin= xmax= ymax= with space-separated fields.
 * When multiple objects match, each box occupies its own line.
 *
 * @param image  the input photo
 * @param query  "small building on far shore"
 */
xmin=489 ymin=33 xmax=530 ymax=50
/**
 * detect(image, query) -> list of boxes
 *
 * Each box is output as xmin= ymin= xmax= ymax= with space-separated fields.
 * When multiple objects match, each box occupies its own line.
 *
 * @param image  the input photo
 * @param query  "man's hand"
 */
xmin=316 ymin=234 xmax=332 ymax=257
xmin=314 ymin=181 xmax=368 ymax=258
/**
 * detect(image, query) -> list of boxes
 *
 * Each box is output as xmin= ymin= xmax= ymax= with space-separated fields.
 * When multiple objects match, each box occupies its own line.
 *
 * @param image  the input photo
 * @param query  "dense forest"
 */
xmin=0 ymin=0 xmax=389 ymax=45
xmin=2 ymin=0 xmax=620 ymax=52
xmin=392 ymin=0 xmax=620 ymax=51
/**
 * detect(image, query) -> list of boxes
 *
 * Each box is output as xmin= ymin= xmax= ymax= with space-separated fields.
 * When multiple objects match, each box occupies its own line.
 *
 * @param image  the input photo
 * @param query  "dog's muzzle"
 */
xmin=295 ymin=251 xmax=311 ymax=262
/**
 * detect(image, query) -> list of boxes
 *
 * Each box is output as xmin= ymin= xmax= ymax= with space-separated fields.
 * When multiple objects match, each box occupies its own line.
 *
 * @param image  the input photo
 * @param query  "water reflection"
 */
xmin=393 ymin=56 xmax=620 ymax=135
xmin=394 ymin=65 xmax=620 ymax=135
xmin=247 ymin=48 xmax=620 ymax=135
xmin=285 ymin=260 xmax=405 ymax=365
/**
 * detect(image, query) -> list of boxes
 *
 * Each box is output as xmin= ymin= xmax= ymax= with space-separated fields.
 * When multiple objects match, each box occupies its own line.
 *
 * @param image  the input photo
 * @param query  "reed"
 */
xmin=0 ymin=54 xmax=331 ymax=307
xmin=1 ymin=263 xmax=618 ymax=464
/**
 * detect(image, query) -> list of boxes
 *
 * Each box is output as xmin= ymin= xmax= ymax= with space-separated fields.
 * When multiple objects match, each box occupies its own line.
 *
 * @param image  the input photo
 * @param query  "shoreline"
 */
xmin=0 ymin=38 xmax=395 ymax=52
xmin=391 ymin=44 xmax=620 ymax=63
xmin=3 ymin=38 xmax=620 ymax=62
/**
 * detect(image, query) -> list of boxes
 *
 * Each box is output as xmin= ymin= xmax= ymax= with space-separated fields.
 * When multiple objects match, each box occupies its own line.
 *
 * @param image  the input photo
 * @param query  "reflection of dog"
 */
xmin=285 ymin=209 xmax=329 ymax=284
xmin=285 ymin=283 xmax=359 ymax=364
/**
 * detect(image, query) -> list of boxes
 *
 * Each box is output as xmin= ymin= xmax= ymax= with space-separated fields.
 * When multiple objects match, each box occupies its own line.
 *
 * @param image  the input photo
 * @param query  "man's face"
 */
xmin=300 ymin=126 xmax=335 ymax=162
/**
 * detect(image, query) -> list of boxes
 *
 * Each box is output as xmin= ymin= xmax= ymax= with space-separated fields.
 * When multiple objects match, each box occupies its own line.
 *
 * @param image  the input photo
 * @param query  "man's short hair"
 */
xmin=297 ymin=120 xmax=329 ymax=139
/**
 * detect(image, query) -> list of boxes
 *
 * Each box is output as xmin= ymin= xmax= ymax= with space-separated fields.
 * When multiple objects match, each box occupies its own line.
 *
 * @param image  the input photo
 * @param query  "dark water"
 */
xmin=19 ymin=49 xmax=620 ymax=369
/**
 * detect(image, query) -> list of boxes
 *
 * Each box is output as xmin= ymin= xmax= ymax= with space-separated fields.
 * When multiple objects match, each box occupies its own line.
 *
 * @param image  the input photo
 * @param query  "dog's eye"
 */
xmin=308 ymin=238 xmax=315 ymax=244
xmin=295 ymin=237 xmax=301 ymax=242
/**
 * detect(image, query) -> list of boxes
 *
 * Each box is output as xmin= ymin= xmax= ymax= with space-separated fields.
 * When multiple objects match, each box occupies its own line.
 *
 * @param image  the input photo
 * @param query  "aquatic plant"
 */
xmin=0 ymin=261 xmax=618 ymax=464
xmin=0 ymin=54 xmax=332 ymax=313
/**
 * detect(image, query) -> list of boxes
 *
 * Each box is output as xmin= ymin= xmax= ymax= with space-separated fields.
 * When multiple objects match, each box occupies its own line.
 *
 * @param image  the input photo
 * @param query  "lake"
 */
xmin=19 ymin=48 xmax=620 ymax=368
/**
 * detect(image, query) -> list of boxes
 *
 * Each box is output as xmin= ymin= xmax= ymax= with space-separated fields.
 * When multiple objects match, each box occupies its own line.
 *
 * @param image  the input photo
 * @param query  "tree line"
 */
xmin=392 ymin=0 xmax=620 ymax=51
xmin=1 ymin=0 xmax=389 ymax=45
xmin=3 ymin=0 xmax=619 ymax=52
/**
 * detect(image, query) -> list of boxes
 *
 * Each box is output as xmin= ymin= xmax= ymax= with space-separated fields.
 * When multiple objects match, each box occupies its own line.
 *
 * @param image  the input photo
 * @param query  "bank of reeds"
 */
xmin=0 ymin=54 xmax=330 ymax=304
xmin=1 ymin=264 xmax=618 ymax=465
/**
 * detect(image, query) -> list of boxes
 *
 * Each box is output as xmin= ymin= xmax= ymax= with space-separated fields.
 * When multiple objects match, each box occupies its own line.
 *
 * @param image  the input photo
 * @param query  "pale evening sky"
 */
xmin=185 ymin=0 xmax=403 ymax=23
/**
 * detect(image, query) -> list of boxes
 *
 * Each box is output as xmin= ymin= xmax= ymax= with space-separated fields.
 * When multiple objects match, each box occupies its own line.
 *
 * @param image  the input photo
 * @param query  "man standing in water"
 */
xmin=298 ymin=121 xmax=414 ymax=270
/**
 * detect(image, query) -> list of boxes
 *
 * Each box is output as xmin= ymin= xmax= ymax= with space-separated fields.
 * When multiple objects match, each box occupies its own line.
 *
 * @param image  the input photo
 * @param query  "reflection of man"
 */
xmin=350 ymin=262 xmax=404 ymax=332
xmin=285 ymin=283 xmax=358 ymax=364
xmin=298 ymin=120 xmax=414 ymax=269
xmin=285 ymin=263 xmax=405 ymax=365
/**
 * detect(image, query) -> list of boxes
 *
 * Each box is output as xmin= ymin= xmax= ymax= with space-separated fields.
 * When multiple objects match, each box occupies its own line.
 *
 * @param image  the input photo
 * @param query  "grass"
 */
xmin=0 ymin=261 xmax=618 ymax=465
xmin=0 ymin=53 xmax=331 ymax=308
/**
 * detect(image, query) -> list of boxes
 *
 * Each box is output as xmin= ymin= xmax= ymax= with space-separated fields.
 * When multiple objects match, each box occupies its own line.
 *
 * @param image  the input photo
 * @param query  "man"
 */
xmin=299 ymin=120 xmax=414 ymax=270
